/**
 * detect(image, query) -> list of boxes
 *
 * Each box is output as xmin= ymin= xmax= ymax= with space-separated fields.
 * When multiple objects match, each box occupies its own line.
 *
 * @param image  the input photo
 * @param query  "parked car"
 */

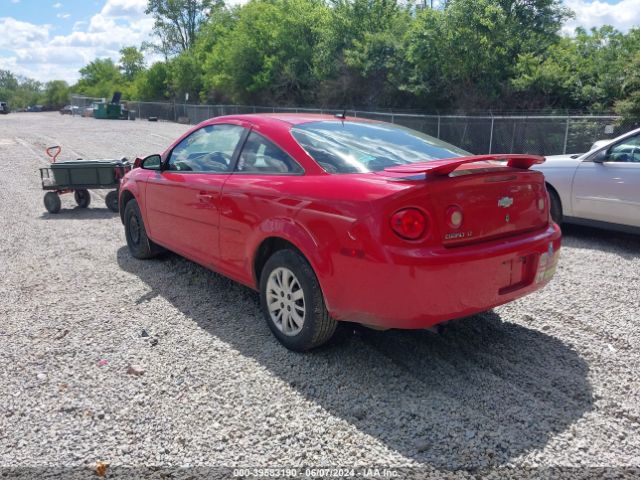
xmin=533 ymin=127 xmax=640 ymax=233
xmin=27 ymin=105 xmax=43 ymax=112
xmin=59 ymin=105 xmax=79 ymax=115
xmin=0 ymin=101 xmax=9 ymax=114
xmin=82 ymin=103 xmax=98 ymax=117
xmin=119 ymin=114 xmax=561 ymax=350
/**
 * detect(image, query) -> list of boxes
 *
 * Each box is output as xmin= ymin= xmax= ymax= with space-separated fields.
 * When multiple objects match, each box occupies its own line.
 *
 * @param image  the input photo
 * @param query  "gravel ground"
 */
xmin=0 ymin=112 xmax=639 ymax=477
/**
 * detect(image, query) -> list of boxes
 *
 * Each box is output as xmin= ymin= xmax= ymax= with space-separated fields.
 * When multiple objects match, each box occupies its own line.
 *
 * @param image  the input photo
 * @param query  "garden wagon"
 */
xmin=39 ymin=146 xmax=130 ymax=214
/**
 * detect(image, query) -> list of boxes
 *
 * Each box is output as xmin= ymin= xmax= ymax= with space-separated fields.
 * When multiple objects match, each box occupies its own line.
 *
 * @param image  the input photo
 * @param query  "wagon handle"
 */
xmin=46 ymin=145 xmax=61 ymax=163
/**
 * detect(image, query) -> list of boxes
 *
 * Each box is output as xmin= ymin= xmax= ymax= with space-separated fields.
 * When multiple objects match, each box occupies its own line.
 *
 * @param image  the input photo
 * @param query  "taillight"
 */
xmin=390 ymin=208 xmax=427 ymax=240
xmin=537 ymin=197 xmax=545 ymax=211
xmin=446 ymin=205 xmax=463 ymax=229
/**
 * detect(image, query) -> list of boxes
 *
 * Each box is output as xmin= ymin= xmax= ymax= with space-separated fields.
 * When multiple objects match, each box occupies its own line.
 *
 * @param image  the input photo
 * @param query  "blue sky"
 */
xmin=0 ymin=0 xmax=638 ymax=84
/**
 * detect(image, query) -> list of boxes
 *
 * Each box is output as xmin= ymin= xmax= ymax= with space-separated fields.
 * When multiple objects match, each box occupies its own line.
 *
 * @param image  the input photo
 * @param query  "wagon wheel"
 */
xmin=105 ymin=190 xmax=119 ymax=212
xmin=44 ymin=192 xmax=61 ymax=214
xmin=74 ymin=189 xmax=91 ymax=208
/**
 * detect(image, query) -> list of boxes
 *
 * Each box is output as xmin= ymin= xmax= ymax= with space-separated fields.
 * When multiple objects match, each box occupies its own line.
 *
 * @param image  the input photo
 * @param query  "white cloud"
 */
xmin=563 ymin=0 xmax=640 ymax=34
xmin=0 ymin=0 xmax=155 ymax=83
xmin=0 ymin=18 xmax=51 ymax=49
xmin=101 ymin=0 xmax=148 ymax=18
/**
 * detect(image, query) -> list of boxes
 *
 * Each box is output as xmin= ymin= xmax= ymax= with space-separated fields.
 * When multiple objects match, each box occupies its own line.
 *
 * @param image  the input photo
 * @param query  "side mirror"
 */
xmin=141 ymin=154 xmax=162 ymax=170
xmin=591 ymin=149 xmax=608 ymax=163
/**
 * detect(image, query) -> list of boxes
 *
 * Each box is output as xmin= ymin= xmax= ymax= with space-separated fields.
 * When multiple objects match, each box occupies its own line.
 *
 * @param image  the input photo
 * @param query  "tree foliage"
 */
xmin=119 ymin=46 xmax=145 ymax=81
xmin=0 ymin=70 xmax=61 ymax=109
xmin=146 ymin=0 xmax=220 ymax=56
xmin=74 ymin=58 xmax=124 ymax=98
xmin=3 ymin=0 xmax=640 ymax=121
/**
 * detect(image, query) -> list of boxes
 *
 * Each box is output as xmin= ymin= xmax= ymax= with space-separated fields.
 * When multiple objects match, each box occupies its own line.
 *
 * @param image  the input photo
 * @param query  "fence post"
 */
xmin=488 ymin=114 xmax=494 ymax=154
xmin=437 ymin=115 xmax=441 ymax=139
xmin=510 ymin=121 xmax=516 ymax=152
xmin=563 ymin=116 xmax=570 ymax=154
xmin=391 ymin=113 xmax=395 ymax=124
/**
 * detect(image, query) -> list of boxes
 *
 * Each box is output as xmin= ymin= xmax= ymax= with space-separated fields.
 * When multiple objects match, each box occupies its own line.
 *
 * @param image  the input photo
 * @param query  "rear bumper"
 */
xmin=325 ymin=223 xmax=561 ymax=329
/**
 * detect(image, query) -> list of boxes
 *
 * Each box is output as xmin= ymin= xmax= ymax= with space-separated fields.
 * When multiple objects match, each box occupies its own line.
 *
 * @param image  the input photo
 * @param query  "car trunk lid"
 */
xmin=381 ymin=155 xmax=549 ymax=247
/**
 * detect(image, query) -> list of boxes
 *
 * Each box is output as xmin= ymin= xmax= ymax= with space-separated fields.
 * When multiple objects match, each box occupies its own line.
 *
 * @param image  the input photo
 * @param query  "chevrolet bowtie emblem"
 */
xmin=498 ymin=196 xmax=514 ymax=208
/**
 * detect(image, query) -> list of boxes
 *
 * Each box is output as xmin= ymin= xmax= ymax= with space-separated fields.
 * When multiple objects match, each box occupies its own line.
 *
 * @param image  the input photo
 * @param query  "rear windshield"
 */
xmin=291 ymin=121 xmax=470 ymax=173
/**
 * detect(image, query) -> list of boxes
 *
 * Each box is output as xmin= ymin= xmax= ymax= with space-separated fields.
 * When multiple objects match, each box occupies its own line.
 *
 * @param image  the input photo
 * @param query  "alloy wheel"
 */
xmin=266 ymin=267 xmax=305 ymax=336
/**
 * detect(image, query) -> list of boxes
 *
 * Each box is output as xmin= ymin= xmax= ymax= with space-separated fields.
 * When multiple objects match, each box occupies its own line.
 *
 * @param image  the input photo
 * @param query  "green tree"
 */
xmin=615 ymin=52 xmax=640 ymax=122
xmin=320 ymin=0 xmax=412 ymax=107
xmin=203 ymin=0 xmax=331 ymax=104
xmin=119 ymin=46 xmax=145 ymax=81
xmin=404 ymin=0 xmax=571 ymax=109
xmin=74 ymin=58 xmax=123 ymax=98
xmin=42 ymin=80 xmax=70 ymax=107
xmin=170 ymin=52 xmax=203 ymax=102
xmin=146 ymin=0 xmax=220 ymax=56
xmin=133 ymin=61 xmax=171 ymax=100
xmin=0 ymin=70 xmax=42 ymax=109
xmin=512 ymin=26 xmax=640 ymax=110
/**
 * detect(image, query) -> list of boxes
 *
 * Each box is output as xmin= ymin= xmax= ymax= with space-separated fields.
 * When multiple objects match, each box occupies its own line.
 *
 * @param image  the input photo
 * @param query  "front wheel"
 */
xmin=260 ymin=249 xmax=337 ymax=351
xmin=44 ymin=192 xmax=61 ymax=213
xmin=74 ymin=189 xmax=91 ymax=208
xmin=123 ymin=199 xmax=163 ymax=259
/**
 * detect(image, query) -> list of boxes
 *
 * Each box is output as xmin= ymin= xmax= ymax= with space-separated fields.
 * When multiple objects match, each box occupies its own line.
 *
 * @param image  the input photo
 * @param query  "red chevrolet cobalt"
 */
xmin=120 ymin=114 xmax=560 ymax=350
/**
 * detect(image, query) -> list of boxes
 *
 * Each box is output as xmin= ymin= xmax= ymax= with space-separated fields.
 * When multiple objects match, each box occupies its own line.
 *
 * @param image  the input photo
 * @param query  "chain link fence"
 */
xmin=71 ymin=96 xmax=638 ymax=156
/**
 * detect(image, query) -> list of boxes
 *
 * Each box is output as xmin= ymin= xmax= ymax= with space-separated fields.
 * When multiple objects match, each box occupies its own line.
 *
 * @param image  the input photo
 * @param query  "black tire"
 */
xmin=259 ymin=249 xmax=337 ymax=351
xmin=44 ymin=192 xmax=61 ymax=214
xmin=123 ymin=199 xmax=163 ymax=259
xmin=548 ymin=188 xmax=562 ymax=225
xmin=74 ymin=189 xmax=91 ymax=208
xmin=105 ymin=190 xmax=119 ymax=212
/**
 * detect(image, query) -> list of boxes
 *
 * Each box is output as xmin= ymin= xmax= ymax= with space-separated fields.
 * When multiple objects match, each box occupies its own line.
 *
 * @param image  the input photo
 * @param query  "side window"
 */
xmin=167 ymin=124 xmax=244 ymax=172
xmin=235 ymin=132 xmax=303 ymax=174
xmin=606 ymin=134 xmax=640 ymax=163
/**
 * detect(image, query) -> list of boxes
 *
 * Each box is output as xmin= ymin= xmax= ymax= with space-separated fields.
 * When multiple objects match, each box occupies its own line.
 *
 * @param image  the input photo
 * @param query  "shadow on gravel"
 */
xmin=117 ymin=247 xmax=593 ymax=470
xmin=561 ymin=224 xmax=640 ymax=259
xmin=39 ymin=208 xmax=118 ymax=220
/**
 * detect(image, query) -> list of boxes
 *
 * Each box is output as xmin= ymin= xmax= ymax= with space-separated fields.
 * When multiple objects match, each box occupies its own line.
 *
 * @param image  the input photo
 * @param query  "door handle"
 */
xmin=197 ymin=193 xmax=213 ymax=202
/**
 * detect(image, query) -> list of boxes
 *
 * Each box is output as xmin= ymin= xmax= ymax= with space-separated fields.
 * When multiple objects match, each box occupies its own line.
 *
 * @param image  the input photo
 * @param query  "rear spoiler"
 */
xmin=384 ymin=154 xmax=545 ymax=176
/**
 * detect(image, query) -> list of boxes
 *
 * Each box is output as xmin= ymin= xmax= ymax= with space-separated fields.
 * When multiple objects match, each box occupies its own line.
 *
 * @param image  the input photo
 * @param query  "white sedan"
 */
xmin=533 ymin=127 xmax=640 ymax=234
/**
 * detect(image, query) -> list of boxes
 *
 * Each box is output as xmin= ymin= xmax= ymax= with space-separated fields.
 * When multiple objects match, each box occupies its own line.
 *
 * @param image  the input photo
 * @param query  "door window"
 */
xmin=235 ymin=131 xmax=303 ymax=174
xmin=167 ymin=124 xmax=244 ymax=172
xmin=606 ymin=134 xmax=640 ymax=163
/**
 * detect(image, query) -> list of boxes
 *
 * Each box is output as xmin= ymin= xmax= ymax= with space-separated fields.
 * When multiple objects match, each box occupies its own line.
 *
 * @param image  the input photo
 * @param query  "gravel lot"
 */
xmin=0 ymin=112 xmax=639 ymax=476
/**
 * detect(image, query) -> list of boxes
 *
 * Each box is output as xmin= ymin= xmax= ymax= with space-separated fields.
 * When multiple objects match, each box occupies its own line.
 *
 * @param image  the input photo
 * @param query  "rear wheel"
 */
xmin=123 ymin=199 xmax=162 ymax=259
xmin=548 ymin=188 xmax=562 ymax=225
xmin=44 ymin=192 xmax=61 ymax=214
xmin=74 ymin=189 xmax=91 ymax=208
xmin=105 ymin=190 xmax=119 ymax=212
xmin=260 ymin=249 xmax=337 ymax=351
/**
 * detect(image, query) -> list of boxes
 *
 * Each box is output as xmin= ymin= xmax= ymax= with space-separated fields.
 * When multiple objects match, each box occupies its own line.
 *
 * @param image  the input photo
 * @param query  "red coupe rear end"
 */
xmin=120 ymin=114 xmax=560 ymax=350
xmin=323 ymin=157 xmax=560 ymax=329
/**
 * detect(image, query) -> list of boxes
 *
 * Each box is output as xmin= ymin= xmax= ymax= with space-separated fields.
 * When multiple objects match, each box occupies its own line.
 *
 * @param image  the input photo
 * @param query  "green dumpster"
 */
xmin=94 ymin=103 xmax=124 ymax=120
